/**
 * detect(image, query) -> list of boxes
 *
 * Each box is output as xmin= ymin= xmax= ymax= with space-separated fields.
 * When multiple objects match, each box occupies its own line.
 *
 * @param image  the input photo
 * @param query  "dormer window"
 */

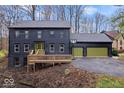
xmin=50 ymin=31 xmax=54 ymax=35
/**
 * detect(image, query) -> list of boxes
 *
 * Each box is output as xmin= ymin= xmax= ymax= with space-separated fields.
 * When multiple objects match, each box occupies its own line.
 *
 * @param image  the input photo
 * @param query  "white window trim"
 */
xmin=59 ymin=44 xmax=65 ymax=53
xmin=60 ymin=32 xmax=64 ymax=38
xmin=50 ymin=31 xmax=55 ymax=35
xmin=14 ymin=57 xmax=21 ymax=67
xmin=25 ymin=31 xmax=29 ymax=39
xmin=37 ymin=31 xmax=42 ymax=39
xmin=24 ymin=44 xmax=30 ymax=52
xmin=14 ymin=44 xmax=20 ymax=53
xmin=15 ymin=31 xmax=19 ymax=38
xmin=49 ymin=44 xmax=55 ymax=53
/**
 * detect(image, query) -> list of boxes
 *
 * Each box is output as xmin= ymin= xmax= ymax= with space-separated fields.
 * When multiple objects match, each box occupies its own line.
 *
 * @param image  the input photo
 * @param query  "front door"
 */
xmin=35 ymin=42 xmax=44 ymax=53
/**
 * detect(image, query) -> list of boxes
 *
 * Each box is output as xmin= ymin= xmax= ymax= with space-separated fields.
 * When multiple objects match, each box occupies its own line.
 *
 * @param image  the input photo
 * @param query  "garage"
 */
xmin=87 ymin=47 xmax=108 ymax=57
xmin=70 ymin=33 xmax=112 ymax=57
xmin=72 ymin=48 xmax=83 ymax=57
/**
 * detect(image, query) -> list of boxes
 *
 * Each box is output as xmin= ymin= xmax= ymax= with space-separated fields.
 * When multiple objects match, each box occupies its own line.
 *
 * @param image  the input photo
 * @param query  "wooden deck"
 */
xmin=27 ymin=50 xmax=72 ymax=72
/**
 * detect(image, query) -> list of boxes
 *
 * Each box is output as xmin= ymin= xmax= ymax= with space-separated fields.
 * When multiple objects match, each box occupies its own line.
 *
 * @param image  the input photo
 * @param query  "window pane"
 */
xmin=14 ymin=57 xmax=20 ymax=66
xmin=15 ymin=31 xmax=19 ymax=37
xmin=14 ymin=44 xmax=20 ymax=52
xmin=49 ymin=44 xmax=55 ymax=53
xmin=50 ymin=31 xmax=54 ymax=35
xmin=25 ymin=31 xmax=29 ymax=39
xmin=60 ymin=32 xmax=64 ymax=38
xmin=37 ymin=31 xmax=42 ymax=39
xmin=59 ymin=44 xmax=64 ymax=53
xmin=24 ymin=44 xmax=29 ymax=52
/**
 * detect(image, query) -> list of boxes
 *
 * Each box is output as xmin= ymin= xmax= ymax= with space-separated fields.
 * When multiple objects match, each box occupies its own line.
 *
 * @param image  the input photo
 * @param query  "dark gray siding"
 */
xmin=9 ymin=28 xmax=70 ymax=67
xmin=70 ymin=42 xmax=112 ymax=57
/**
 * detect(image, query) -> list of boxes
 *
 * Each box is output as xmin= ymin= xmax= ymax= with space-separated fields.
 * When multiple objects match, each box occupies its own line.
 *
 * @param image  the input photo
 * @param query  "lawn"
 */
xmin=118 ymin=56 xmax=124 ymax=61
xmin=96 ymin=75 xmax=124 ymax=88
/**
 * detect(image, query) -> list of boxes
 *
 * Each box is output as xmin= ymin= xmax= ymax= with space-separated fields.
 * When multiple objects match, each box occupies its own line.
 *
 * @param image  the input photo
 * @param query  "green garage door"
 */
xmin=87 ymin=48 xmax=108 ymax=57
xmin=72 ymin=48 xmax=83 ymax=57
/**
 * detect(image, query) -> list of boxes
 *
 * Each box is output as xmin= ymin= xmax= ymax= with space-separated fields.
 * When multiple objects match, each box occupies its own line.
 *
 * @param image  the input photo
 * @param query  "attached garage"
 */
xmin=87 ymin=47 xmax=108 ymax=57
xmin=70 ymin=33 xmax=112 ymax=57
xmin=72 ymin=48 xmax=83 ymax=57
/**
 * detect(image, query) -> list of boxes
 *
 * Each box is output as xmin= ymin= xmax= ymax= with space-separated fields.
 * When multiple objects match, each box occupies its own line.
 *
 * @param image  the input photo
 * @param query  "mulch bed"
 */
xmin=0 ymin=64 xmax=98 ymax=88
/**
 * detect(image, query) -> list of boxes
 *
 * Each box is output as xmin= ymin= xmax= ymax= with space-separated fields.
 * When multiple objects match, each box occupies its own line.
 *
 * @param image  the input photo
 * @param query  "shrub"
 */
xmin=112 ymin=48 xmax=118 ymax=56
xmin=0 ymin=50 xmax=7 ymax=58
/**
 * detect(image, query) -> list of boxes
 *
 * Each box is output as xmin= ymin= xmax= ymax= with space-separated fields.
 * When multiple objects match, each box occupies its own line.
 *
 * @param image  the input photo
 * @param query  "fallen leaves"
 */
xmin=0 ymin=64 xmax=98 ymax=88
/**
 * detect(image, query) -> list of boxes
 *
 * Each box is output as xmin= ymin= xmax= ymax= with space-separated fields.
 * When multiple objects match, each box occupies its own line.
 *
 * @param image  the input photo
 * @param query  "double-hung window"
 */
xmin=50 ymin=31 xmax=54 ymax=35
xmin=59 ymin=44 xmax=65 ymax=53
xmin=25 ymin=31 xmax=29 ymax=39
xmin=49 ymin=44 xmax=55 ymax=53
xmin=15 ymin=31 xmax=20 ymax=38
xmin=60 ymin=32 xmax=64 ymax=38
xmin=24 ymin=44 xmax=29 ymax=52
xmin=37 ymin=31 xmax=42 ymax=39
xmin=14 ymin=44 xmax=20 ymax=53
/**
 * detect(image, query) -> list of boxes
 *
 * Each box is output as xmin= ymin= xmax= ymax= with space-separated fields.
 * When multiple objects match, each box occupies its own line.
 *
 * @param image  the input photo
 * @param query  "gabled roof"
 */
xmin=104 ymin=31 xmax=119 ymax=40
xmin=8 ymin=21 xmax=71 ymax=28
xmin=114 ymin=32 xmax=124 ymax=40
xmin=70 ymin=33 xmax=112 ymax=43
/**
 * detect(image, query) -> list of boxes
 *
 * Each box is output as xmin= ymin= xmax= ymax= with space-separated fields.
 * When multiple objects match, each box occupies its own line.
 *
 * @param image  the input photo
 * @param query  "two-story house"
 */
xmin=8 ymin=21 xmax=71 ymax=67
xmin=8 ymin=21 xmax=112 ymax=68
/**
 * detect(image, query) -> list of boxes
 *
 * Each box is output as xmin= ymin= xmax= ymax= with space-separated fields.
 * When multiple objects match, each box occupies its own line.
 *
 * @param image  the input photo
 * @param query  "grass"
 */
xmin=96 ymin=75 xmax=124 ymax=88
xmin=118 ymin=53 xmax=124 ymax=61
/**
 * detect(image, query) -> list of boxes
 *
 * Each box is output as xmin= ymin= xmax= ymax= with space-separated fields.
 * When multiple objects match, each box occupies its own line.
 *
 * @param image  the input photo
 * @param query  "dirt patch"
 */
xmin=0 ymin=64 xmax=97 ymax=88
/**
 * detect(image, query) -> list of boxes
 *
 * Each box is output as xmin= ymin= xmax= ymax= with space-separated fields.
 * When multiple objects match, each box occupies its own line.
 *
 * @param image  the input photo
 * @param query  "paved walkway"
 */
xmin=72 ymin=58 xmax=124 ymax=76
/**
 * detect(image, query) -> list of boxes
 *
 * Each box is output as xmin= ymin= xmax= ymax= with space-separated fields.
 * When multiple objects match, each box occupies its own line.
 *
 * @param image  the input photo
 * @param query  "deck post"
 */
xmin=52 ymin=62 xmax=54 ymax=67
xmin=27 ymin=64 xmax=29 ymax=73
xmin=33 ymin=64 xmax=35 ymax=72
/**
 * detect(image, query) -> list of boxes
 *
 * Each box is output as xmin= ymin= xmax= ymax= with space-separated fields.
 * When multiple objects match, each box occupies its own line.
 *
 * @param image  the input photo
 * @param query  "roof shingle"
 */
xmin=70 ymin=33 xmax=112 ymax=42
xmin=8 ymin=21 xmax=71 ymax=28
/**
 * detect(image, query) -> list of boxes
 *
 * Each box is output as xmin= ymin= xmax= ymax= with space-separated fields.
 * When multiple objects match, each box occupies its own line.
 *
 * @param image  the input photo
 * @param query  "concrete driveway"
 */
xmin=72 ymin=58 xmax=124 ymax=76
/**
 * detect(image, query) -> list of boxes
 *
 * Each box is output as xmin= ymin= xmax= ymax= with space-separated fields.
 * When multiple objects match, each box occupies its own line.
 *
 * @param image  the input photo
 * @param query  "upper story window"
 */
xmin=15 ymin=31 xmax=20 ymax=38
xmin=49 ymin=44 xmax=55 ymax=53
xmin=60 ymin=32 xmax=64 ymax=38
xmin=24 ymin=44 xmax=30 ymax=52
xmin=25 ymin=31 xmax=29 ymax=39
xmin=120 ymin=40 xmax=122 ymax=45
xmin=37 ymin=31 xmax=42 ymax=39
xmin=14 ymin=44 xmax=20 ymax=53
xmin=50 ymin=31 xmax=54 ymax=35
xmin=59 ymin=44 xmax=65 ymax=53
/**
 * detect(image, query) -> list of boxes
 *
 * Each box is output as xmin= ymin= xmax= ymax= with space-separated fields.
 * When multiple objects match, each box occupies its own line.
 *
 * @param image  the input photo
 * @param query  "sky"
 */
xmin=84 ymin=5 xmax=124 ymax=17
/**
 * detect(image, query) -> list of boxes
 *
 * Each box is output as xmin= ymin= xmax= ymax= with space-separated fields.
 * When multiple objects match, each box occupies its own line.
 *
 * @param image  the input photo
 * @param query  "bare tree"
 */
xmin=94 ymin=12 xmax=108 ymax=33
xmin=20 ymin=5 xmax=37 ymax=21
xmin=42 ymin=5 xmax=52 ymax=20
xmin=74 ymin=6 xmax=86 ymax=33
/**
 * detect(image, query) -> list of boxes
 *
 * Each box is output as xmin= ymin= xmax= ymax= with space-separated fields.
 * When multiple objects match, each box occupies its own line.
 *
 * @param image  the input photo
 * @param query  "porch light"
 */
xmin=71 ymin=39 xmax=77 ymax=43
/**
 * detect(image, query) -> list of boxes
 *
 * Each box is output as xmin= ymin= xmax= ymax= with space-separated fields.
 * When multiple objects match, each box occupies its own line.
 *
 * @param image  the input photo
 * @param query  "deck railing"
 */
xmin=27 ymin=50 xmax=72 ymax=72
xmin=27 ymin=54 xmax=72 ymax=64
